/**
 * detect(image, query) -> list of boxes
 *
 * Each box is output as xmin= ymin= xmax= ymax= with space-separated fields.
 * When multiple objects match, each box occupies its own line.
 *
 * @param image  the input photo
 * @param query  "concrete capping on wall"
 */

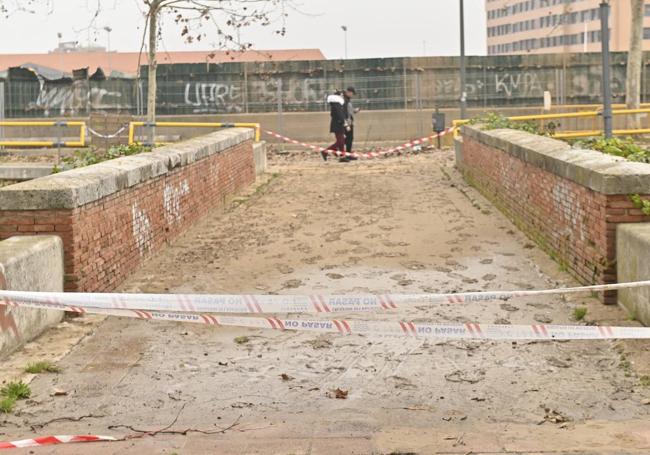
xmin=0 ymin=164 xmax=54 ymax=181
xmin=617 ymin=223 xmax=650 ymax=325
xmin=0 ymin=128 xmax=255 ymax=210
xmin=0 ymin=236 xmax=64 ymax=358
xmin=462 ymin=126 xmax=650 ymax=194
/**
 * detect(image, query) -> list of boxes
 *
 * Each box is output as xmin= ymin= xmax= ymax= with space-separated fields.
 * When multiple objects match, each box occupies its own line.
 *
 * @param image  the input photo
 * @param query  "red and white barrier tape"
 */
xmin=1 ymin=280 xmax=649 ymax=316
xmin=0 ymin=435 xmax=116 ymax=450
xmin=263 ymin=128 xmax=454 ymax=159
xmin=1 ymin=304 xmax=647 ymax=340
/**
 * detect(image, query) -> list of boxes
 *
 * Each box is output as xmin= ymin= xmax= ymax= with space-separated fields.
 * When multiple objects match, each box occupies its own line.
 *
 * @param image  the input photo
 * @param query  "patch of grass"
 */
xmin=53 ymin=143 xmax=151 ymax=173
xmin=234 ymin=336 xmax=250 ymax=345
xmin=630 ymin=194 xmax=650 ymax=216
xmin=0 ymin=396 xmax=16 ymax=414
xmin=573 ymin=307 xmax=588 ymax=321
xmin=25 ymin=361 xmax=61 ymax=374
xmin=573 ymin=137 xmax=650 ymax=163
xmin=640 ymin=375 xmax=650 ymax=387
xmin=1 ymin=381 xmax=31 ymax=400
xmin=468 ymin=112 xmax=558 ymax=136
xmin=619 ymin=354 xmax=633 ymax=377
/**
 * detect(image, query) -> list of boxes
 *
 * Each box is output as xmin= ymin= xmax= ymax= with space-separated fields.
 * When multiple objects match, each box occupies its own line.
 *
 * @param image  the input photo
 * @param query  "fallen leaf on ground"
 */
xmin=327 ymin=388 xmax=348 ymax=399
xmin=541 ymin=407 xmax=570 ymax=424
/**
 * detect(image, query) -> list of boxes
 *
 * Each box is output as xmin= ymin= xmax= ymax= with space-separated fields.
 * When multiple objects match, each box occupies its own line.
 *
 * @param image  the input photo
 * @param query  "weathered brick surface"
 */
xmin=460 ymin=132 xmax=650 ymax=304
xmin=0 ymin=140 xmax=254 ymax=292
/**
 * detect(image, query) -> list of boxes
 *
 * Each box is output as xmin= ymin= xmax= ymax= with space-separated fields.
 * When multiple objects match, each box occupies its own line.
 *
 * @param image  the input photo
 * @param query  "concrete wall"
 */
xmin=0 ymin=164 xmax=53 ymax=181
xmin=253 ymin=141 xmax=267 ymax=176
xmin=617 ymin=224 xmax=650 ymax=325
xmin=0 ymin=236 xmax=63 ymax=358
xmin=0 ymin=128 xmax=255 ymax=292
xmin=457 ymin=126 xmax=650 ymax=303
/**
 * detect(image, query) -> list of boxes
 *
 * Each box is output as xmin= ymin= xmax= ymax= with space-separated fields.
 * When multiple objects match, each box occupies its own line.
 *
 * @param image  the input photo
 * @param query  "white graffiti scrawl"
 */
xmin=495 ymin=72 xmax=543 ymax=97
xmin=184 ymin=82 xmax=243 ymax=113
xmin=164 ymin=180 xmax=190 ymax=225
xmin=132 ymin=202 xmax=154 ymax=257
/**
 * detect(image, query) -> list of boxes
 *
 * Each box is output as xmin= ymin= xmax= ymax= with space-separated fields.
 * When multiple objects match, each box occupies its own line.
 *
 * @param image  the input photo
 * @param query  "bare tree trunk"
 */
xmin=626 ymin=0 xmax=644 ymax=128
xmin=146 ymin=4 xmax=160 ymax=143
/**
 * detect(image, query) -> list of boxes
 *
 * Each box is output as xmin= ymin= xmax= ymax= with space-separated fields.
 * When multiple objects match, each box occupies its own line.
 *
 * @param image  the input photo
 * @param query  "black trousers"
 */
xmin=345 ymin=126 xmax=354 ymax=153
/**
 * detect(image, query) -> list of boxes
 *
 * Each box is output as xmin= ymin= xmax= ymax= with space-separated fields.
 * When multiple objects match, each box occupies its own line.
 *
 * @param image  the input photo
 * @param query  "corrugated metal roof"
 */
xmin=0 ymin=49 xmax=326 ymax=76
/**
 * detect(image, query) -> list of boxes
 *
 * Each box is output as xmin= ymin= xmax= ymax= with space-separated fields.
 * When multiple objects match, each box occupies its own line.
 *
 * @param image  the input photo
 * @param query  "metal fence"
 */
xmin=0 ymin=56 xmax=644 ymax=119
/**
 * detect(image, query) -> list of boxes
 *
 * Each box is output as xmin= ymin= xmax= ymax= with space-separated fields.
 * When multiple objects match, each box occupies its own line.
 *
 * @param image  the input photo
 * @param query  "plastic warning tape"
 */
xmin=86 ymin=124 xmax=128 ymax=139
xmin=2 ymin=303 xmax=648 ymax=341
xmin=0 ymin=435 xmax=116 ymax=450
xmin=263 ymin=127 xmax=454 ymax=159
xmin=2 ymin=280 xmax=650 ymax=316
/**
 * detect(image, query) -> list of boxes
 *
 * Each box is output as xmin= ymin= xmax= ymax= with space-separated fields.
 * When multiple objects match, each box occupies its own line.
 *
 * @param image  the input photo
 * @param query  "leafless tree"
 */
xmin=142 ymin=0 xmax=289 ymax=123
xmin=626 ymin=0 xmax=644 ymax=127
xmin=0 ymin=0 xmax=42 ymax=18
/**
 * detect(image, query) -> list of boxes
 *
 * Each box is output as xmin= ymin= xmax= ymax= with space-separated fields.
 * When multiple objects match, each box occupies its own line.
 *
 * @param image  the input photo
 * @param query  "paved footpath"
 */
xmin=2 ymin=152 xmax=650 ymax=454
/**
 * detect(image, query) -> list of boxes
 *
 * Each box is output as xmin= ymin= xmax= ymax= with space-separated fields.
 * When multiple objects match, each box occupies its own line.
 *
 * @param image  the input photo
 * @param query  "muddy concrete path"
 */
xmin=2 ymin=151 xmax=650 ymax=454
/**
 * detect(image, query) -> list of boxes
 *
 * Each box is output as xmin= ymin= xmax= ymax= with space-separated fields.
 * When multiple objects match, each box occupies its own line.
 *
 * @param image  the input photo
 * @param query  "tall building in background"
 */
xmin=486 ymin=0 xmax=650 ymax=55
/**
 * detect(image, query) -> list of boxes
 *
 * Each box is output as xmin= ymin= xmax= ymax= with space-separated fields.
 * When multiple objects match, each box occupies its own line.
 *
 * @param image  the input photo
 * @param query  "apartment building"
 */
xmin=486 ymin=0 xmax=650 ymax=55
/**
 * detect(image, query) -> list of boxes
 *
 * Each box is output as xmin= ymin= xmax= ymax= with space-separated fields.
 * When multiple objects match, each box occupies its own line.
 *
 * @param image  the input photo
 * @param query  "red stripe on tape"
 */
xmin=0 ymin=435 xmax=115 ymax=450
xmin=309 ymin=295 xmax=323 ymax=313
xmin=317 ymin=295 xmax=331 ymax=313
xmin=249 ymin=295 xmax=263 ymax=313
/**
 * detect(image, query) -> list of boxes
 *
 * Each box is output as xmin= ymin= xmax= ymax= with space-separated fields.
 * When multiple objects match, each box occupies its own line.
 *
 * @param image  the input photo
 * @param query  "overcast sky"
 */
xmin=0 ymin=0 xmax=487 ymax=58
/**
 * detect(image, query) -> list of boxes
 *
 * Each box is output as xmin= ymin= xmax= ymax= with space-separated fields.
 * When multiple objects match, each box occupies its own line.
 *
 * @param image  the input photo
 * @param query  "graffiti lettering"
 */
xmin=132 ymin=202 xmax=154 ymax=257
xmin=164 ymin=180 xmax=190 ymax=225
xmin=184 ymin=82 xmax=243 ymax=113
xmin=495 ymin=72 xmax=543 ymax=97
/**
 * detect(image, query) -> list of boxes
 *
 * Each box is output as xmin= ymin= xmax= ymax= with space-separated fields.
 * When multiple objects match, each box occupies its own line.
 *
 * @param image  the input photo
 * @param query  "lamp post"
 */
xmin=104 ymin=26 xmax=113 ymax=75
xmin=459 ymin=0 xmax=467 ymax=120
xmin=599 ymin=1 xmax=612 ymax=138
xmin=341 ymin=25 xmax=348 ymax=59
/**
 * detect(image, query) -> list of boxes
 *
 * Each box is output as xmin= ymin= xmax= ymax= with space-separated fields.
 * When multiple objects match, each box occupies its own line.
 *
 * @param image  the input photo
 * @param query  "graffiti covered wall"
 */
xmin=0 ymin=52 xmax=641 ymax=117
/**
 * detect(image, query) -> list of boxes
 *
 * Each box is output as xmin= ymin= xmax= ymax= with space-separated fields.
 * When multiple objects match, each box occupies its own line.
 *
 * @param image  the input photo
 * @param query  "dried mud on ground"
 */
xmin=2 ymin=150 xmax=650 ymax=454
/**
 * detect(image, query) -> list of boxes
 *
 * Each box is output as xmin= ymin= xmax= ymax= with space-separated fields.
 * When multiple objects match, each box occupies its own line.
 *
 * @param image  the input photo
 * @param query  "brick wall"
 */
xmin=0 ymin=129 xmax=255 ymax=292
xmin=457 ymin=127 xmax=650 ymax=304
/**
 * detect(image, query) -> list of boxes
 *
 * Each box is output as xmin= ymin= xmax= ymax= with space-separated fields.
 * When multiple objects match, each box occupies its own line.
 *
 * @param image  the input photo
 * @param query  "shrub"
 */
xmin=468 ymin=112 xmax=559 ymax=136
xmin=53 ymin=143 xmax=151 ymax=173
xmin=573 ymin=137 xmax=650 ymax=163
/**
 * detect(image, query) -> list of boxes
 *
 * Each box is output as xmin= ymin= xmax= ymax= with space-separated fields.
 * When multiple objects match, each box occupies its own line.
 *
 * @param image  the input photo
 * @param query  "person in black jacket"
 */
xmin=322 ymin=91 xmax=348 ymax=161
xmin=343 ymin=87 xmax=360 ymax=157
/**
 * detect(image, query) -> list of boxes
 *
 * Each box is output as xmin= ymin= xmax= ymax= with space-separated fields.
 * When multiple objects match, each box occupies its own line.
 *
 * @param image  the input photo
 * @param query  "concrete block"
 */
xmin=617 ymin=223 xmax=650 ymax=326
xmin=454 ymin=137 xmax=464 ymax=166
xmin=253 ymin=141 xmax=267 ymax=176
xmin=0 ymin=164 xmax=54 ymax=181
xmin=0 ymin=236 xmax=64 ymax=359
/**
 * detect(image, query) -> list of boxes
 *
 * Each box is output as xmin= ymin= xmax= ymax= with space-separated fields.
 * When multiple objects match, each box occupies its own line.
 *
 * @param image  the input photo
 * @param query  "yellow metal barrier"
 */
xmin=128 ymin=121 xmax=261 ymax=145
xmin=453 ymin=107 xmax=650 ymax=139
xmin=0 ymin=121 xmax=86 ymax=148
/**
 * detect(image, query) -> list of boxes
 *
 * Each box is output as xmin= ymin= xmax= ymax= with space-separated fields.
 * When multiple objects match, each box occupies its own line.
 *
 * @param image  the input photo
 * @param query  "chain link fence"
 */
xmin=0 ymin=55 xmax=642 ymax=119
